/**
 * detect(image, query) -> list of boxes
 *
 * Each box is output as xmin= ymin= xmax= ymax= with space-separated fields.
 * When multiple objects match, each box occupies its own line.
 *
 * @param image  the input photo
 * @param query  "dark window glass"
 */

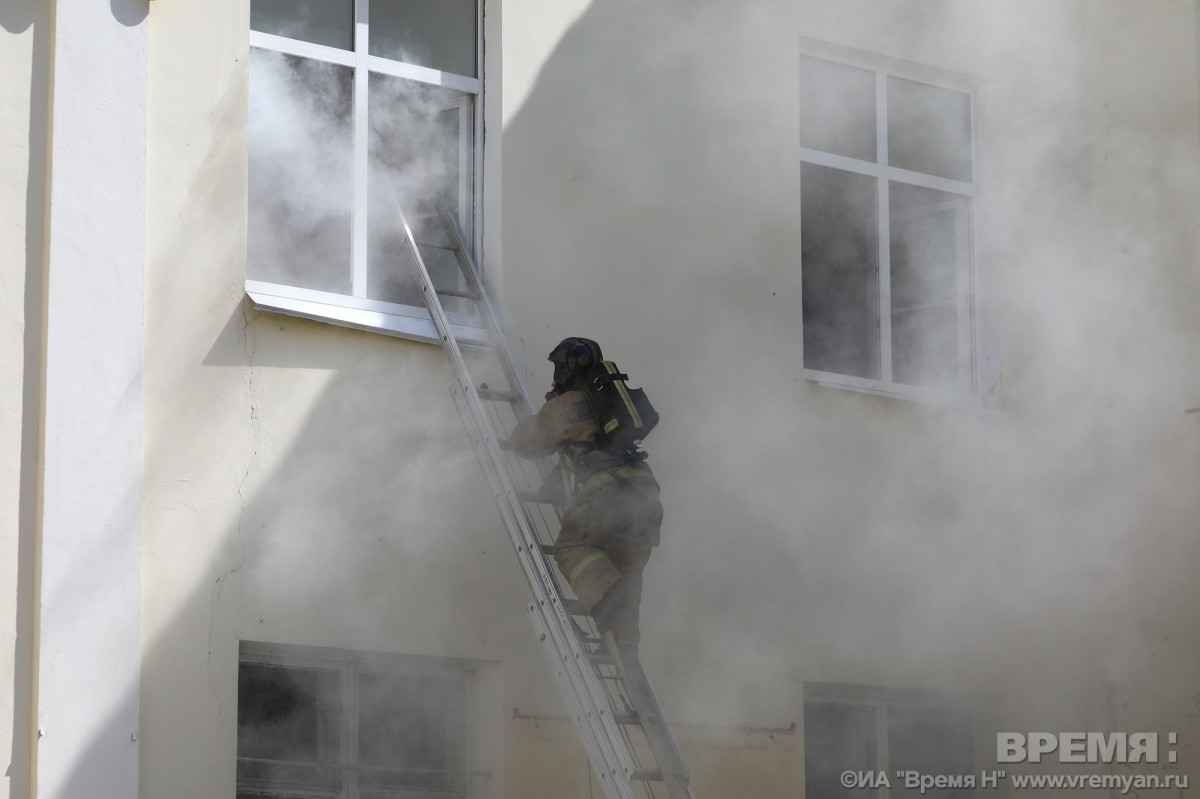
xmin=889 ymin=183 xmax=967 ymax=389
xmin=248 ymin=49 xmax=353 ymax=294
xmin=888 ymin=706 xmax=976 ymax=798
xmin=370 ymin=0 xmax=478 ymax=77
xmin=236 ymin=663 xmax=342 ymax=790
xmin=357 ymin=672 xmax=467 ymax=793
xmin=367 ymin=72 xmax=473 ymax=307
xmin=251 ymin=0 xmax=354 ymax=51
xmin=801 ymin=163 xmax=879 ymax=379
xmin=799 ymin=55 xmax=877 ymax=162
xmin=888 ymin=77 xmax=973 ymax=182
xmin=804 ymin=701 xmax=879 ymax=799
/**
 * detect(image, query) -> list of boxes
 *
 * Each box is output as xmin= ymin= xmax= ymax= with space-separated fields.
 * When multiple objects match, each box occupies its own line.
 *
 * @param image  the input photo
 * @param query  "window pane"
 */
xmin=804 ymin=701 xmax=878 ymax=799
xmin=802 ymin=163 xmax=879 ymax=380
xmin=367 ymin=72 xmax=473 ymax=307
xmin=236 ymin=663 xmax=342 ymax=789
xmin=250 ymin=0 xmax=354 ymax=51
xmin=248 ymin=49 xmax=353 ymax=294
xmin=358 ymin=671 xmax=467 ymax=793
xmin=888 ymin=77 xmax=972 ymax=182
xmin=888 ymin=706 xmax=975 ymax=798
xmin=890 ymin=183 xmax=967 ymax=389
xmin=799 ymin=55 xmax=876 ymax=162
xmin=370 ymin=0 xmax=477 ymax=78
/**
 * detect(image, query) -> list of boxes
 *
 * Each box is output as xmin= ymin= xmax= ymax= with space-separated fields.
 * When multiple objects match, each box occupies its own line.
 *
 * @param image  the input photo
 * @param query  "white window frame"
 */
xmin=803 ymin=682 xmax=995 ymax=797
xmin=799 ymin=38 xmax=984 ymax=406
xmin=237 ymin=640 xmax=489 ymax=799
xmin=246 ymin=0 xmax=486 ymax=343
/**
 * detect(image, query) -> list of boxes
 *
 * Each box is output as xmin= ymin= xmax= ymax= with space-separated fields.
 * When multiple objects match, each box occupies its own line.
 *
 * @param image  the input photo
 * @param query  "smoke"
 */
xmin=248 ymin=47 xmax=474 ymax=305
xmin=248 ymin=48 xmax=353 ymax=293
xmin=155 ymin=2 xmax=1200 ymax=794
xmin=496 ymin=0 xmax=1200 ymax=742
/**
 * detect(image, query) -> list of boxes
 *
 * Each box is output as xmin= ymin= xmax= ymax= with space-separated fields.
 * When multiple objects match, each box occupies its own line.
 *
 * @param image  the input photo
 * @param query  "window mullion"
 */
xmin=876 ymin=72 xmax=892 ymax=385
xmin=877 ymin=699 xmax=891 ymax=799
xmin=459 ymin=97 xmax=473 ymax=252
xmin=351 ymin=0 xmax=370 ymax=298
xmin=957 ymin=205 xmax=974 ymax=391
xmin=345 ymin=663 xmax=360 ymax=799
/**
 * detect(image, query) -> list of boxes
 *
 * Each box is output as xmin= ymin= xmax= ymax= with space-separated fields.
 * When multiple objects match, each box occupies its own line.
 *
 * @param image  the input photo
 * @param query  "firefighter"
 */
xmin=510 ymin=337 xmax=662 ymax=657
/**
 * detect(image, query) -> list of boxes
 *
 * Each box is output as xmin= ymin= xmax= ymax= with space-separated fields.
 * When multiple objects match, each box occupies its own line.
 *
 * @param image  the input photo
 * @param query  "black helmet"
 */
xmin=548 ymin=337 xmax=603 ymax=393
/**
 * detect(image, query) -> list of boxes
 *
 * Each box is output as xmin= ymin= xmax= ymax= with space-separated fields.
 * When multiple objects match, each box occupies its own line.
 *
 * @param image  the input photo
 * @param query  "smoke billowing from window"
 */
xmin=248 ymin=47 xmax=474 ymax=305
xmin=248 ymin=49 xmax=354 ymax=293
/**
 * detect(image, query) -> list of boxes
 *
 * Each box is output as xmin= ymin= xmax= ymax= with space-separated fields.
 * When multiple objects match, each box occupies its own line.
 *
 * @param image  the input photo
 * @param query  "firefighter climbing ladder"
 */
xmin=392 ymin=194 xmax=695 ymax=799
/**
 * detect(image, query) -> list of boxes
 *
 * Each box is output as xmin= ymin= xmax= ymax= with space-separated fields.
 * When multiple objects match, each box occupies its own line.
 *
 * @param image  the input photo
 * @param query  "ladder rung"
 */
xmin=538 ymin=543 xmax=555 ymax=556
xmin=459 ymin=341 xmax=502 ymax=355
xmin=562 ymin=598 xmax=587 ymax=615
xmin=435 ymin=287 xmax=480 ymax=300
xmin=632 ymin=769 xmax=664 ymax=782
xmin=515 ymin=491 xmax=565 ymax=507
xmin=477 ymin=387 xmax=520 ymax=403
xmin=586 ymin=650 xmax=615 ymax=665
xmin=413 ymin=238 xmax=456 ymax=251
xmin=613 ymin=711 xmax=640 ymax=725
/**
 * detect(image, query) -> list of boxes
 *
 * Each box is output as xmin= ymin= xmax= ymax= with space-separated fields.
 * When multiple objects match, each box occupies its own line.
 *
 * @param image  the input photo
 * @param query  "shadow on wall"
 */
xmin=0 ymin=3 xmax=36 ymax=33
xmin=4 ymin=0 xmax=50 ymax=795
xmin=111 ymin=0 xmax=149 ymax=28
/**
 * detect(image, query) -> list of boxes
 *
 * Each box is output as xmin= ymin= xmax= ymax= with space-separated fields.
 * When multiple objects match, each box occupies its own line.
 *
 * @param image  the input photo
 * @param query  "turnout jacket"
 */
xmin=511 ymin=388 xmax=656 ymax=495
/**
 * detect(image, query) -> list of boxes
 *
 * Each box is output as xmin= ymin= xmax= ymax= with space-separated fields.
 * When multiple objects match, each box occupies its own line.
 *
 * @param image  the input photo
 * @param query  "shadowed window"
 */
xmin=236 ymin=643 xmax=476 ymax=799
xmin=804 ymin=684 xmax=981 ymax=799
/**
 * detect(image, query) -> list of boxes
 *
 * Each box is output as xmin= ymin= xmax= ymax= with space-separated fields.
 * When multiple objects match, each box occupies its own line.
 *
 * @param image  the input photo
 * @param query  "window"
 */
xmin=237 ymin=642 xmax=484 ymax=799
xmin=804 ymin=683 xmax=983 ymax=799
xmin=246 ymin=0 xmax=482 ymax=341
xmin=799 ymin=47 xmax=978 ymax=401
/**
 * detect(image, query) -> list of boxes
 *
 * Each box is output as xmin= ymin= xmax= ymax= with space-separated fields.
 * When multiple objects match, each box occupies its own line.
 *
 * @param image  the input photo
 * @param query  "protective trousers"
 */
xmin=553 ymin=478 xmax=663 ymax=653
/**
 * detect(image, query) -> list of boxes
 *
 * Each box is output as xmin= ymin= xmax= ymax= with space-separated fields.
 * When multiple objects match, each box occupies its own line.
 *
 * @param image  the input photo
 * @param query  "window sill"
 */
xmin=803 ymin=369 xmax=1009 ymax=414
xmin=245 ymin=280 xmax=488 ymax=346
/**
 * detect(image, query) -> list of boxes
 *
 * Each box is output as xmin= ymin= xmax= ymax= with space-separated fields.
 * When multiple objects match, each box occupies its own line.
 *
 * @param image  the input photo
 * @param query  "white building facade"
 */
xmin=3 ymin=1 xmax=1200 ymax=797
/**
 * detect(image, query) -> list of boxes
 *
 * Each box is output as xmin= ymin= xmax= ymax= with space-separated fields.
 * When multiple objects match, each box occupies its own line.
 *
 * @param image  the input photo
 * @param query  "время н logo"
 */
xmin=997 ymin=732 xmax=1178 ymax=764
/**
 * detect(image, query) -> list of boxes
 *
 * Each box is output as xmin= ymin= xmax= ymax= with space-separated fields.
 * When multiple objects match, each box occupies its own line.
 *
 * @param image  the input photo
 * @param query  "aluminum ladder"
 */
xmin=392 ymin=195 xmax=695 ymax=799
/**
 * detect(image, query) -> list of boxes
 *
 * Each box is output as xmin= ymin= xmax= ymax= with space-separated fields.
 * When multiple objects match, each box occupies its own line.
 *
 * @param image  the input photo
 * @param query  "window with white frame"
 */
xmin=247 ymin=0 xmax=481 ymax=339
xmin=804 ymin=683 xmax=982 ymax=799
xmin=236 ymin=641 xmax=484 ymax=799
xmin=799 ymin=49 xmax=977 ymax=401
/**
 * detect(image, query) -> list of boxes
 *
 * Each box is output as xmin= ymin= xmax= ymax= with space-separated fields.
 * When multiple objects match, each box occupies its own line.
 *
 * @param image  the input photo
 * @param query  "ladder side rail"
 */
xmin=524 ymin=602 xmax=642 ymax=799
xmin=434 ymin=198 xmax=541 ymax=415
xmin=432 ymin=204 xmax=690 ymax=797
xmin=449 ymin=387 xmax=639 ymax=799
xmin=401 ymin=198 xmax=692 ymax=798
xmin=437 ymin=339 xmax=639 ymax=790
xmin=398 ymin=210 xmax=638 ymax=788
xmin=437 ymin=354 xmax=631 ymax=769
xmin=427 ymin=201 xmax=575 ymax=565
xmin=620 ymin=662 xmax=695 ymax=799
